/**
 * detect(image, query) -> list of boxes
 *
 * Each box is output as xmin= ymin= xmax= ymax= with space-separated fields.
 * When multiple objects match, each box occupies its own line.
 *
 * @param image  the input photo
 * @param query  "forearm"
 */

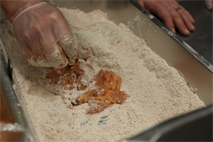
xmin=0 ymin=0 xmax=43 ymax=23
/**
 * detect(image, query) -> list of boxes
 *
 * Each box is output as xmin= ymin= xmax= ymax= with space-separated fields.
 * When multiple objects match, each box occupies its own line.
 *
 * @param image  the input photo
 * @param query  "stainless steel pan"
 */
xmin=0 ymin=1 xmax=212 ymax=141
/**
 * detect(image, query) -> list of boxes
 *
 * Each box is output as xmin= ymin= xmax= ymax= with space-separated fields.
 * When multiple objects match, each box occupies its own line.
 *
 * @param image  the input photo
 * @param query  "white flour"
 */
xmin=0 ymin=8 xmax=205 ymax=142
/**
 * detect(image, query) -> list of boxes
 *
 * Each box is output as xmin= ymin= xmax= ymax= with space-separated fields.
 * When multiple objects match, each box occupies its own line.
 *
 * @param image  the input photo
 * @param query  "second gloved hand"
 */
xmin=13 ymin=2 xmax=80 ymax=68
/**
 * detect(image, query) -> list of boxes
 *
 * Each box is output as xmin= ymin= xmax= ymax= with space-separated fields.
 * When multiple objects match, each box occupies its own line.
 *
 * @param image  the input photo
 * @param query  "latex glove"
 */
xmin=205 ymin=0 xmax=213 ymax=10
xmin=138 ymin=0 xmax=195 ymax=36
xmin=12 ymin=2 xmax=78 ymax=68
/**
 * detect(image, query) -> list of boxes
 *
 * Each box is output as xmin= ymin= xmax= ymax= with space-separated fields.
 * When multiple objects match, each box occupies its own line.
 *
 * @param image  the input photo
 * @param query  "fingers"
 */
xmin=76 ymin=44 xmax=93 ymax=61
xmin=21 ymin=28 xmax=52 ymax=67
xmin=161 ymin=6 xmax=195 ymax=36
xmin=36 ymin=10 xmax=72 ymax=68
xmin=22 ymin=45 xmax=40 ymax=67
xmin=53 ymin=19 xmax=78 ymax=66
xmin=170 ymin=8 xmax=190 ymax=36
xmin=54 ymin=27 xmax=93 ymax=65
xmin=183 ymin=8 xmax=195 ymax=23
xmin=141 ymin=0 xmax=195 ymax=36
xmin=138 ymin=0 xmax=145 ymax=7
xmin=31 ymin=42 xmax=51 ymax=67
xmin=23 ymin=22 xmax=69 ymax=68
xmin=27 ymin=37 xmax=69 ymax=68
xmin=173 ymin=7 xmax=195 ymax=36
xmin=206 ymin=0 xmax=213 ymax=10
xmin=156 ymin=9 xmax=176 ymax=33
xmin=40 ymin=39 xmax=68 ymax=68
xmin=177 ymin=7 xmax=195 ymax=31
xmin=27 ymin=14 xmax=76 ymax=68
xmin=57 ymin=33 xmax=77 ymax=66
xmin=38 ymin=27 xmax=68 ymax=68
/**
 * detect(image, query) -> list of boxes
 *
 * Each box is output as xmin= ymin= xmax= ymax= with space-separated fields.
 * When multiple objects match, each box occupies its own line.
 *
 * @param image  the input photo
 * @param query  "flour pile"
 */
xmin=0 ymin=8 xmax=205 ymax=142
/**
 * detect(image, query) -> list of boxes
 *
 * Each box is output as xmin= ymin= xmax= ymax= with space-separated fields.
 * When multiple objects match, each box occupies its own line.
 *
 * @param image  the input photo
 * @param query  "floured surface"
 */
xmin=0 ymin=8 xmax=205 ymax=142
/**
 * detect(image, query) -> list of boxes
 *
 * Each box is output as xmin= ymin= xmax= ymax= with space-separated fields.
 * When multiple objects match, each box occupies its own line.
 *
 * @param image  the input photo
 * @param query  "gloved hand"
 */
xmin=12 ymin=2 xmax=78 ymax=68
xmin=138 ymin=0 xmax=195 ymax=36
xmin=205 ymin=0 xmax=213 ymax=10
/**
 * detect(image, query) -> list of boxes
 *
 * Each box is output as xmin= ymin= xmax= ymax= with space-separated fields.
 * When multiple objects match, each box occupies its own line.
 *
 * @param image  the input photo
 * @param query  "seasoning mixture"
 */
xmin=41 ymin=61 xmax=129 ymax=114
xmin=0 ymin=8 xmax=205 ymax=142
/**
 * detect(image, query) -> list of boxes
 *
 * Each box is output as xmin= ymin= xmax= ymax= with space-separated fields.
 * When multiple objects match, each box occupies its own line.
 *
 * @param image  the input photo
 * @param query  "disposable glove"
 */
xmin=13 ymin=2 xmax=80 ymax=68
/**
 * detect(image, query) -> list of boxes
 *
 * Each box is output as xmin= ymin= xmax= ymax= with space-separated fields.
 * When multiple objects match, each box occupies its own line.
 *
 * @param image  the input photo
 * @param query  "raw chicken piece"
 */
xmin=39 ymin=44 xmax=92 ymax=94
xmin=40 ymin=49 xmax=128 ymax=113
xmin=41 ymin=62 xmax=88 ymax=95
xmin=76 ymin=69 xmax=129 ymax=114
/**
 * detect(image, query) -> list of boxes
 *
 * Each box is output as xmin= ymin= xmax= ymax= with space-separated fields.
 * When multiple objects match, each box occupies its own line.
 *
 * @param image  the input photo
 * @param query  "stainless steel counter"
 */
xmin=178 ymin=0 xmax=212 ymax=64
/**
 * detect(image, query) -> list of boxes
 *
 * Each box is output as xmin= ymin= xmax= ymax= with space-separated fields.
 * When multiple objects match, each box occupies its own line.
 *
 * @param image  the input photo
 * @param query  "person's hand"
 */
xmin=138 ymin=0 xmax=195 ymax=36
xmin=12 ymin=2 xmax=78 ymax=68
xmin=205 ymin=0 xmax=213 ymax=10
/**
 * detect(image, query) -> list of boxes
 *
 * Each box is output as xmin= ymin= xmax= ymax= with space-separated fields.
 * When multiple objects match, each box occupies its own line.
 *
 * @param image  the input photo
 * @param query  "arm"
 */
xmin=0 ymin=0 xmax=43 ymax=23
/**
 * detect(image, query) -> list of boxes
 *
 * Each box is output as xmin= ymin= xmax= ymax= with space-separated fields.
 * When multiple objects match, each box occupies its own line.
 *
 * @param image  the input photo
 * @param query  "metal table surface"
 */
xmin=177 ymin=0 xmax=212 ymax=64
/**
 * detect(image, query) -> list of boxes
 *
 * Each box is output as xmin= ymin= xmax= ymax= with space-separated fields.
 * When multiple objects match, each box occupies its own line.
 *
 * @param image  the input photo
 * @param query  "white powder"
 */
xmin=0 ymin=8 xmax=205 ymax=142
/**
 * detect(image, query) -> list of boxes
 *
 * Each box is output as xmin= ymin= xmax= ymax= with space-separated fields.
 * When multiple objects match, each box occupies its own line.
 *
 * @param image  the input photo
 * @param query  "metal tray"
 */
xmin=0 ymin=47 xmax=29 ymax=141
xmin=0 ymin=0 xmax=212 ymax=141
